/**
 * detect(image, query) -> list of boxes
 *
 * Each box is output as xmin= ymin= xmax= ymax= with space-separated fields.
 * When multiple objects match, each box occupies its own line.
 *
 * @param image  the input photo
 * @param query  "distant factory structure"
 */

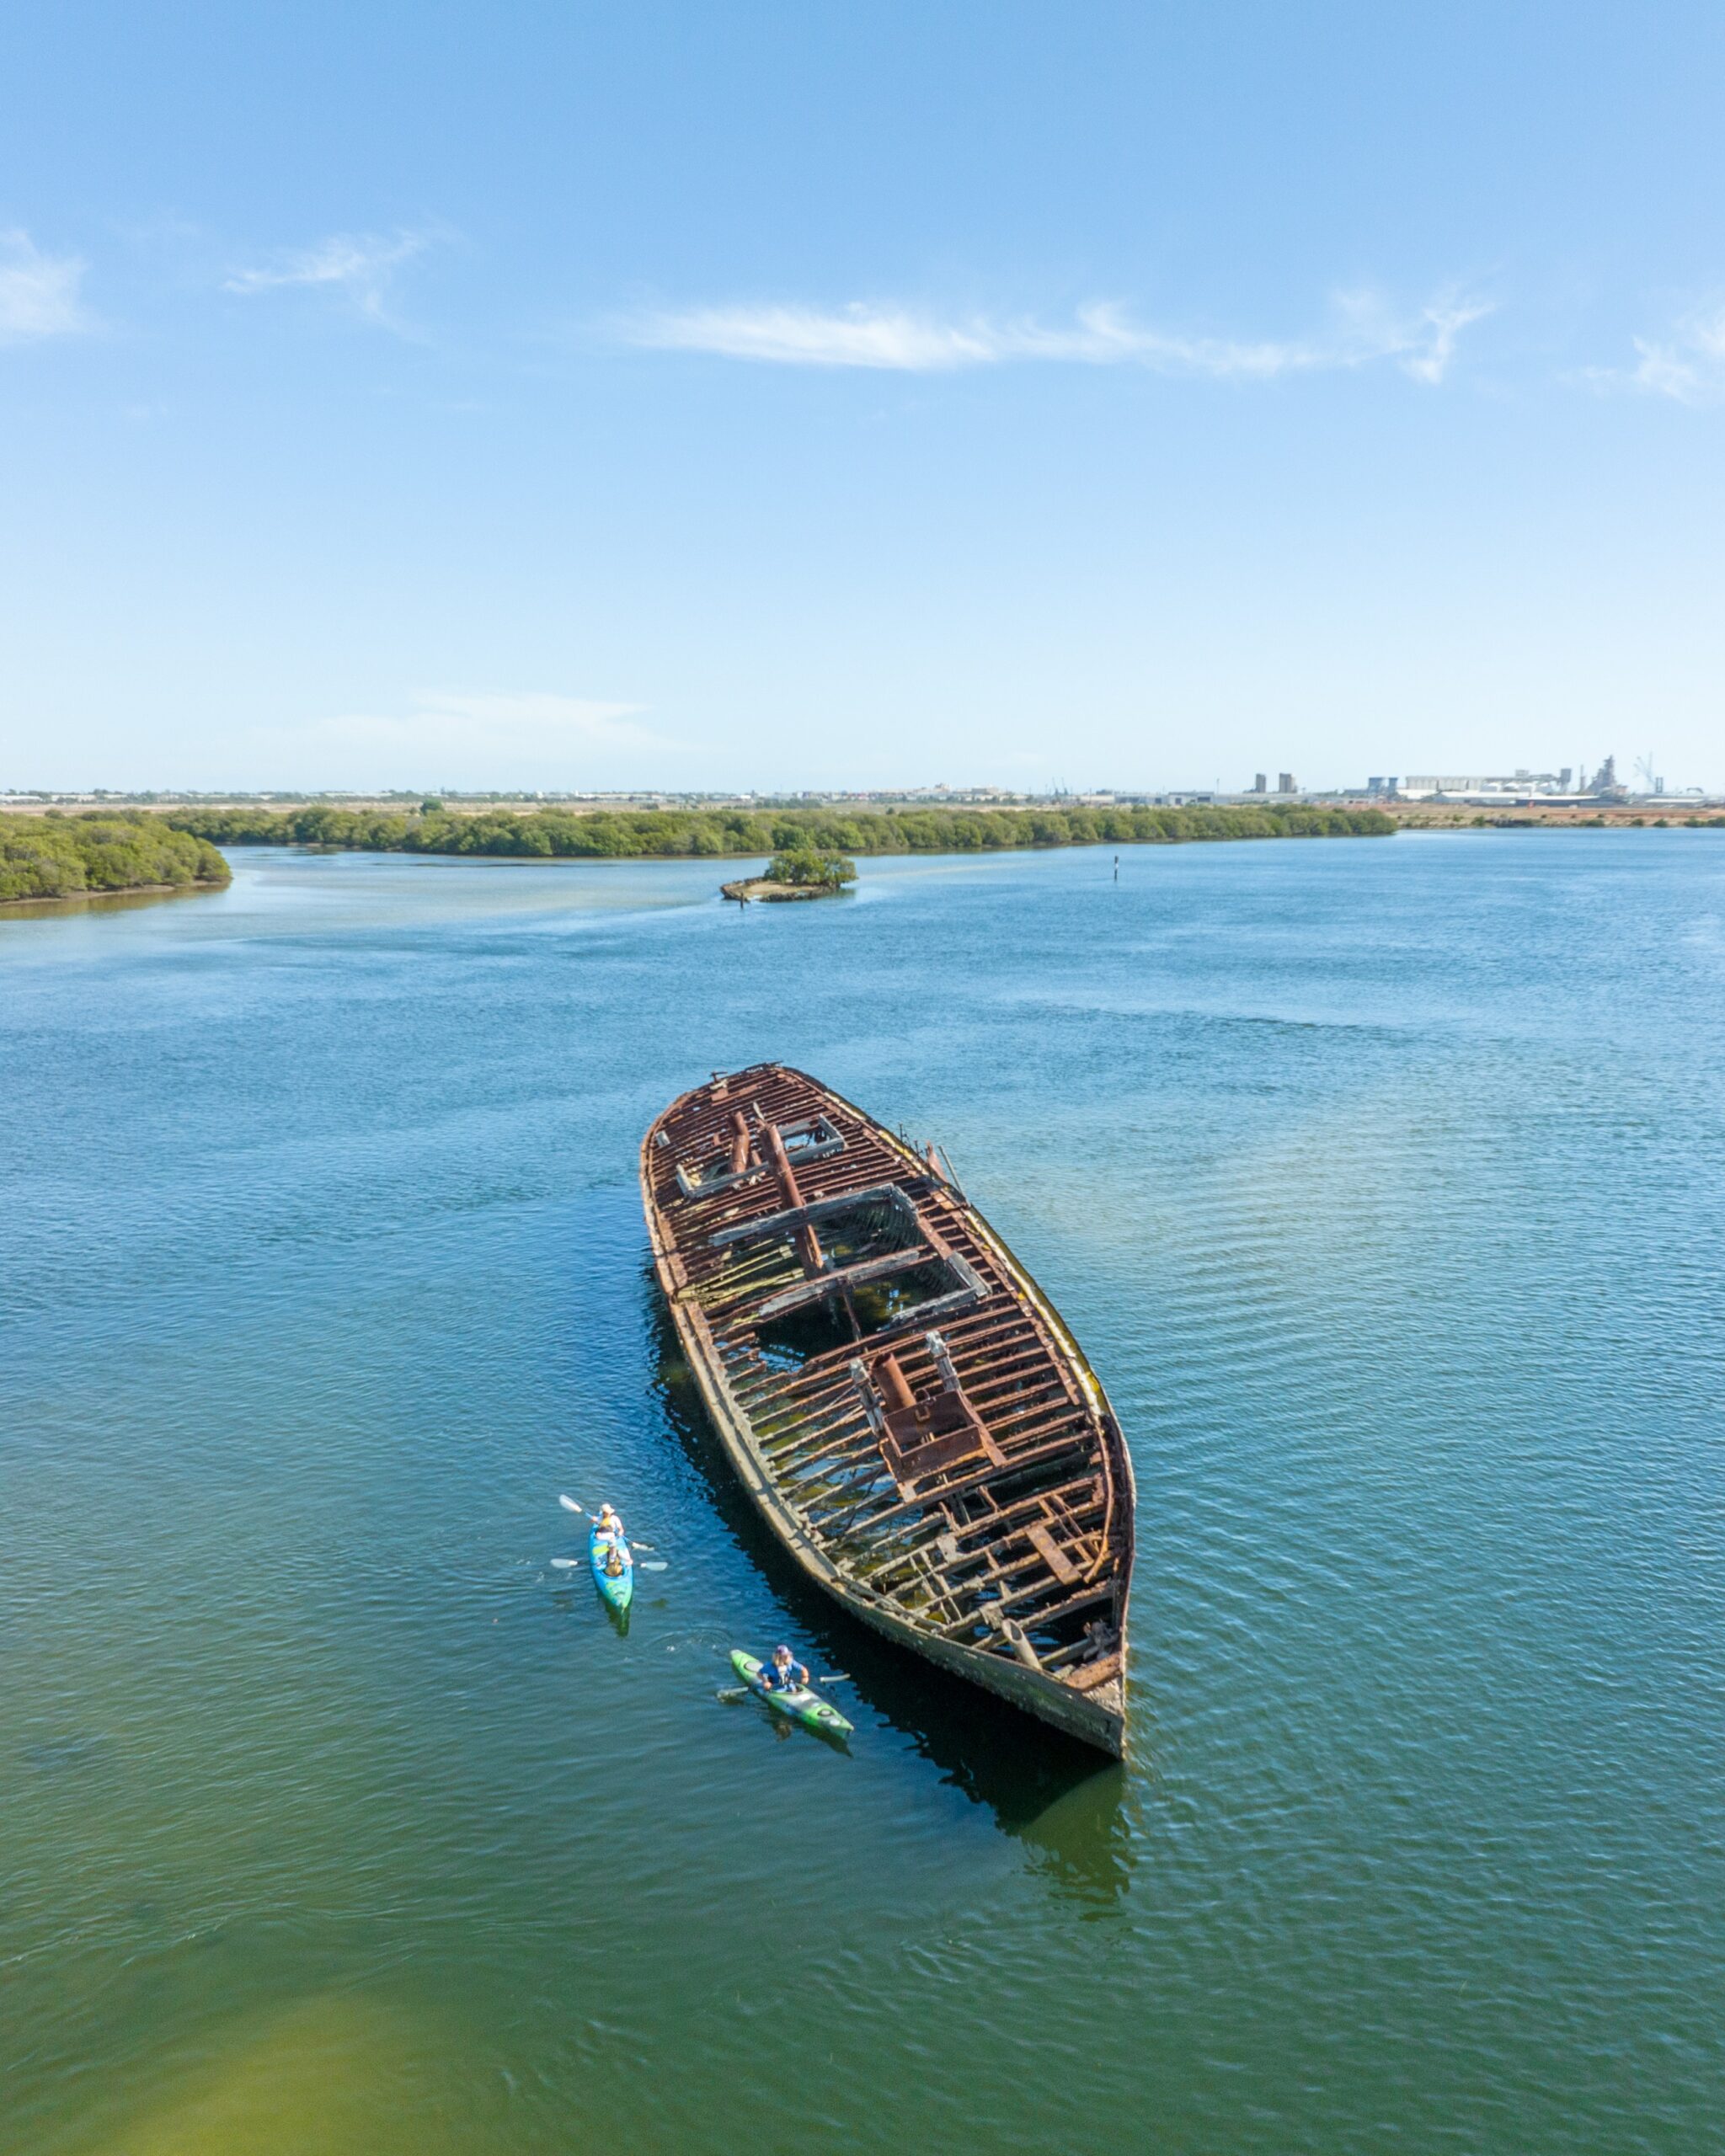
xmin=1365 ymin=760 xmax=1636 ymax=804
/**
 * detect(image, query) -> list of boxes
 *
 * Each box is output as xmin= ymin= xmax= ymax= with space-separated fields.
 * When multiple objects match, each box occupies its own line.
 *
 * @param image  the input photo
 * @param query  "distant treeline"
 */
xmin=0 ymin=811 xmax=232 ymax=905
xmin=162 ymin=801 xmax=1394 ymax=861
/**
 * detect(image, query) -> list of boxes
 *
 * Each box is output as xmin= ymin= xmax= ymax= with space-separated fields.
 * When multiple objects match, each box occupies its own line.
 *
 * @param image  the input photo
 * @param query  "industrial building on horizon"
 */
xmin=1361 ymin=758 xmax=1668 ymax=804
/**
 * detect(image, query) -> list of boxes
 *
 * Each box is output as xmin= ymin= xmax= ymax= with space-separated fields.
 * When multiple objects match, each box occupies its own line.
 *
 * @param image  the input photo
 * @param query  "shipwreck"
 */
xmin=641 ymin=1064 xmax=1135 ymax=1754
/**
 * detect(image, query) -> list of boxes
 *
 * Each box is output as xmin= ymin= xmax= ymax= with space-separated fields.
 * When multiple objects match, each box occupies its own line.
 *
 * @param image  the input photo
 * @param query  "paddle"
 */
xmin=551 ymin=1553 xmax=667 ymax=1573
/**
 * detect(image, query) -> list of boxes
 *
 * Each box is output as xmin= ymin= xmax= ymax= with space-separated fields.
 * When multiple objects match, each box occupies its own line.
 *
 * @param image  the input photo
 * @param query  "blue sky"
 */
xmin=5 ymin=2 xmax=1725 ymax=792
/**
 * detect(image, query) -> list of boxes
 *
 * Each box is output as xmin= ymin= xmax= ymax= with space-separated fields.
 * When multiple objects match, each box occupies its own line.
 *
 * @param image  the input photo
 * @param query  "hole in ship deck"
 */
xmin=752 ymin=1257 xmax=971 ymax=1370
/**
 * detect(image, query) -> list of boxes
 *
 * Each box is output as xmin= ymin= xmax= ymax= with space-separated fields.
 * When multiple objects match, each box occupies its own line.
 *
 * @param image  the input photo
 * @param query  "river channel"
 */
xmin=3 ymin=833 xmax=1721 ymax=2153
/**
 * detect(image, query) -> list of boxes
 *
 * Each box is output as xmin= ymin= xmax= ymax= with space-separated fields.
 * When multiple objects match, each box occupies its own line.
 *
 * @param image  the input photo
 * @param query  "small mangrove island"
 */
xmin=722 ymin=847 xmax=858 ymax=902
xmin=158 ymin=798 xmax=1393 ymax=862
xmin=0 ymin=811 xmax=232 ymax=908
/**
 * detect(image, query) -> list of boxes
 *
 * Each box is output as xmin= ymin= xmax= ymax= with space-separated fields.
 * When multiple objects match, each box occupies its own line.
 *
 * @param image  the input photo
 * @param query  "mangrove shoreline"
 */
xmin=160 ymin=800 xmax=1395 ymax=863
xmin=0 ymin=813 xmax=232 ymax=907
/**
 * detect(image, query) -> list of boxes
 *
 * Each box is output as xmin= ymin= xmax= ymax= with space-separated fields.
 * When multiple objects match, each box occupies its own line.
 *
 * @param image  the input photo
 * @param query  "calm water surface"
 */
xmin=3 ymin=835 xmax=1722 ymax=2153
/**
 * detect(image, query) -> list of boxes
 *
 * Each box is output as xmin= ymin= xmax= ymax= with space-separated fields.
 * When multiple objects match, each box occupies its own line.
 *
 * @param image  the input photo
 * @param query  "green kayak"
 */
xmin=731 ymin=1652 xmax=854 ymax=1741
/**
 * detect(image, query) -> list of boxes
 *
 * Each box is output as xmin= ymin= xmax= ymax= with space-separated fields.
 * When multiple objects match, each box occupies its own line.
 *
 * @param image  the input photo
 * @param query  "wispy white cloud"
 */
xmin=223 ymin=227 xmax=441 ymax=325
xmin=1598 ymin=303 xmax=1725 ymax=405
xmin=0 ymin=229 xmax=93 ymax=344
xmin=622 ymin=288 xmax=1490 ymax=384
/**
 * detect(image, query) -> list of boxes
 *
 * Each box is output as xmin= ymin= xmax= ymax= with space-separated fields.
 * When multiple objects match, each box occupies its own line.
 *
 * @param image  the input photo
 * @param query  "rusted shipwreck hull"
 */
xmin=641 ymin=1065 xmax=1135 ymax=1755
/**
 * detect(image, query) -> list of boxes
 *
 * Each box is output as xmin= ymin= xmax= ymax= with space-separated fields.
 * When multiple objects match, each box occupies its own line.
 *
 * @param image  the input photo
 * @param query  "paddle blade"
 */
xmin=637 ymin=1561 xmax=668 ymax=1572
xmin=550 ymin=1557 xmax=581 ymax=1569
xmin=558 ymin=1495 xmax=584 ymax=1515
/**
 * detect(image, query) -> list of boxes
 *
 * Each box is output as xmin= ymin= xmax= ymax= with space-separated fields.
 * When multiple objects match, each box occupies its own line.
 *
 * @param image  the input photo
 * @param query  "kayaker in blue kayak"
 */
xmin=595 ymin=1503 xmax=626 ymax=1542
xmin=758 ymin=1645 xmax=809 ymax=1693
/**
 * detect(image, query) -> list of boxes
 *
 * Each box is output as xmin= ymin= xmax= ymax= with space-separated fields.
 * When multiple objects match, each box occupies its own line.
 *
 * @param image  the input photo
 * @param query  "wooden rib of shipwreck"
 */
xmin=641 ymin=1063 xmax=1135 ymax=1755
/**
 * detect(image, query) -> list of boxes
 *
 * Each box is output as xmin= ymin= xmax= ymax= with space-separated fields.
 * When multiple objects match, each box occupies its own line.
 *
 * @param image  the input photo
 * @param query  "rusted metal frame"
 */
xmin=1023 ymin=1521 xmax=1081 ymax=1585
xmin=735 ymin=1341 xmax=869 ymax=1408
xmin=797 ymin=1473 xmax=901 ymax=1536
xmin=766 ymin=1416 xmax=878 ymax=1477
xmin=744 ymin=1364 xmax=865 ymax=1433
xmin=958 ymin=1577 xmax=1089 ymax=1642
xmin=839 ymin=1429 xmax=1097 ymax=1533
xmin=705 ymin=1273 xmax=804 ymax=1327
xmin=952 ymin=1243 xmax=1085 ymax=1413
xmin=933 ymin=1544 xmax=1102 ymax=1616
xmin=707 ymin=1239 xmax=807 ymax=1295
xmin=678 ymin=1160 xmax=772 ymax=1205
xmin=706 ymin=1182 xmax=914 ymax=1250
xmin=702 ymin=1266 xmax=811 ymax=1326
xmin=763 ymin=1406 xmax=875 ymax=1475
xmin=975 ymin=1413 xmax=1090 ymax=1475
xmin=775 ymin=1155 xmax=915 ymax=1203
xmin=855 ymin=1521 xmax=947 ymax=1568
xmin=757 ymin=1261 xmax=987 ymax=1339
xmin=676 ymin=1120 xmax=848 ymax=1212
xmin=757 ymin=1375 xmax=868 ymax=1441
xmin=791 ymin=1472 xmax=894 ymax=1534
xmin=986 ymin=1374 xmax=1097 ymax=1441
xmin=665 ymin=1097 xmax=764 ymax=1154
xmin=934 ymin=1521 xmax=1089 ymax=1594
xmin=1043 ymin=1486 xmax=1106 ymax=1579
xmin=936 ymin=1604 xmax=1033 ymax=1646
xmin=1055 ymin=1450 xmax=1117 ymax=1582
xmin=953 ymin=1336 xmax=1065 ymax=1389
xmin=974 ymin=1401 xmax=1092 ymax=1459
xmin=1040 ymin=1634 xmax=1120 ymax=1674
xmin=947 ymin=1347 xmax=1060 ymax=1403
xmin=798 ymin=1473 xmax=920 ymax=1540
xmin=989 ymin=1572 xmax=1116 ymax=1628
xmin=924 ymin=1307 xmax=1040 ymax=1369
xmin=868 ymin=1532 xmax=1050 ymax=1613
xmin=685 ymin=1178 xmax=817 ymax=1243
xmin=935 ymin=1361 xmax=1055 ymax=1418
xmin=770 ymin=1419 xmax=877 ymax=1484
xmin=941 ymin=1472 xmax=1103 ymax=1554
xmin=1084 ymin=1416 xmax=1124 ymax=1582
xmin=961 ymin=1374 xmax=1071 ymax=1431
xmin=1058 ymin=1652 xmax=1124 ymax=1694
xmin=753 ymin=1241 xmax=937 ymax=1321
xmin=678 ymin=1108 xmax=842 ymax=1199
xmin=700 ymin=1238 xmax=807 ymax=1304
xmin=682 ymin=1227 xmax=782 ymax=1283
xmin=649 ymin=1072 xmax=1131 ymax=1756
xmin=734 ymin=1280 xmax=1028 ymax=1408
xmin=921 ymin=1291 xmax=1024 ymax=1340
xmin=766 ymin=1396 xmax=883 ymax=1465
xmin=745 ymin=1374 xmax=862 ymax=1441
xmin=891 ymin=1550 xmax=969 ymax=1625
xmin=700 ymin=1241 xmax=805 ymax=1302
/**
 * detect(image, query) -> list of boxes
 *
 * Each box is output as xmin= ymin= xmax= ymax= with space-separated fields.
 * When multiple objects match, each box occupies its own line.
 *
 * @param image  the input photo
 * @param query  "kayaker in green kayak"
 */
xmin=757 ymin=1645 xmax=810 ymax=1693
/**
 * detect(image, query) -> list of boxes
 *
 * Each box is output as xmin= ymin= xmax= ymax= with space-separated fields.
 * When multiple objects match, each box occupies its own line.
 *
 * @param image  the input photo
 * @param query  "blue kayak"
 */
xmin=590 ymin=1527 xmax=633 ymax=1612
